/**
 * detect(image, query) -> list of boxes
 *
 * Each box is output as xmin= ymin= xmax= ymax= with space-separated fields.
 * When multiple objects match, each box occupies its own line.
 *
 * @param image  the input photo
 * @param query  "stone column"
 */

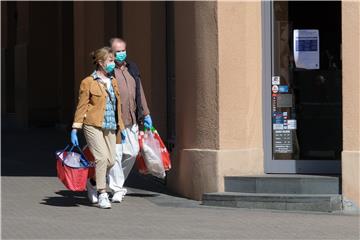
xmin=168 ymin=1 xmax=219 ymax=200
xmin=168 ymin=1 xmax=263 ymax=200
xmin=342 ymin=0 xmax=360 ymax=210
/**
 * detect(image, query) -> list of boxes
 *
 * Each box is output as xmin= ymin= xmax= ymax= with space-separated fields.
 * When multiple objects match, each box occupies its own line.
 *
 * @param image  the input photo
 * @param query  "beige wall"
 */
xmin=217 ymin=1 xmax=264 ymax=187
xmin=342 ymin=0 xmax=360 ymax=209
xmin=218 ymin=2 xmax=263 ymax=150
xmin=168 ymin=1 xmax=263 ymax=200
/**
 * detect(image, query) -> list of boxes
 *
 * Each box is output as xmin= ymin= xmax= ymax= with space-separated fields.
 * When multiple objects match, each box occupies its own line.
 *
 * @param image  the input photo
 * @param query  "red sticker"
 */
xmin=272 ymin=85 xmax=279 ymax=93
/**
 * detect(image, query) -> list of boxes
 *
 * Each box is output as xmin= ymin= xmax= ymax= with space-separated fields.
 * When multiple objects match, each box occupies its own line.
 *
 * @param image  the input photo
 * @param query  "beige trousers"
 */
xmin=83 ymin=124 xmax=116 ymax=190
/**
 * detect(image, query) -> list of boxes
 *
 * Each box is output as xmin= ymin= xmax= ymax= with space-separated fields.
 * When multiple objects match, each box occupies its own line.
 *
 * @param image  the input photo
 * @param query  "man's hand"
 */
xmin=121 ymin=129 xmax=127 ymax=143
xmin=144 ymin=115 xmax=153 ymax=129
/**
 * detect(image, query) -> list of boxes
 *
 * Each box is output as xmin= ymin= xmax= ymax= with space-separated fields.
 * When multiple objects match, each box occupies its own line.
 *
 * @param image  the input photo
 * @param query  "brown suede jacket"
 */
xmin=72 ymin=74 xmax=125 ymax=134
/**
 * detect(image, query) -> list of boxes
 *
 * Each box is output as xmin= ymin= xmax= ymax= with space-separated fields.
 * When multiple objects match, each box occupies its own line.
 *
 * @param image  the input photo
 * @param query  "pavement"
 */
xmin=1 ymin=127 xmax=360 ymax=239
xmin=1 ymin=177 xmax=359 ymax=240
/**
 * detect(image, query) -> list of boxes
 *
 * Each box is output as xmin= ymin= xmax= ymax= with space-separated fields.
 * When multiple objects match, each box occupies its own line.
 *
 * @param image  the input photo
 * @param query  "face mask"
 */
xmin=105 ymin=62 xmax=115 ymax=73
xmin=115 ymin=51 xmax=127 ymax=62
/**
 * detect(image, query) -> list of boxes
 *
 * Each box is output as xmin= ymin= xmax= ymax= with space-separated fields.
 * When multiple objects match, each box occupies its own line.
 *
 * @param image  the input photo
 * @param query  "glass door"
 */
xmin=262 ymin=1 xmax=342 ymax=173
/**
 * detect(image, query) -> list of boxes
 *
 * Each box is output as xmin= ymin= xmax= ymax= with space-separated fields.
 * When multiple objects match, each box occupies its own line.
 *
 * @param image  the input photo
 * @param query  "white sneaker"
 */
xmin=98 ymin=193 xmax=111 ymax=209
xmin=112 ymin=191 xmax=124 ymax=203
xmin=121 ymin=188 xmax=128 ymax=196
xmin=118 ymin=188 xmax=128 ymax=197
xmin=86 ymin=179 xmax=98 ymax=204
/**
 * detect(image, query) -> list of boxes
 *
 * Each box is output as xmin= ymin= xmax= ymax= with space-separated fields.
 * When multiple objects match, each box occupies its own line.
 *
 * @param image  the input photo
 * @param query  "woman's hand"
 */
xmin=71 ymin=129 xmax=79 ymax=146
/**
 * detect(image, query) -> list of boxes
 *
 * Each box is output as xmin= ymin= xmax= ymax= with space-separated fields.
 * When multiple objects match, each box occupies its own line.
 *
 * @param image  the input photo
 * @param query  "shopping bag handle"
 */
xmin=72 ymin=145 xmax=90 ymax=166
xmin=144 ymin=126 xmax=156 ymax=132
xmin=72 ymin=144 xmax=87 ymax=157
xmin=57 ymin=144 xmax=87 ymax=160
xmin=56 ymin=144 xmax=72 ymax=158
xmin=57 ymin=144 xmax=90 ymax=167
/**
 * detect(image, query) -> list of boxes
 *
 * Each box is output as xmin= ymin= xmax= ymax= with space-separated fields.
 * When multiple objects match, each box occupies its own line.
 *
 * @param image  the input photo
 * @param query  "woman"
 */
xmin=70 ymin=47 xmax=125 ymax=209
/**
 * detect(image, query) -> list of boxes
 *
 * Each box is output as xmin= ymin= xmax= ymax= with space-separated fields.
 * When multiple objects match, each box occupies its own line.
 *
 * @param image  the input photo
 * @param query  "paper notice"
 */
xmin=288 ymin=120 xmax=297 ymax=130
xmin=293 ymin=29 xmax=320 ymax=69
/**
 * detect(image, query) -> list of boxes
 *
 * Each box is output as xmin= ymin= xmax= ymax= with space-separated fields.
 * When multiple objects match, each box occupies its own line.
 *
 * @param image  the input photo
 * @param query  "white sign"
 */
xmin=272 ymin=76 xmax=280 ymax=85
xmin=288 ymin=120 xmax=297 ymax=130
xmin=273 ymin=124 xmax=284 ymax=130
xmin=293 ymin=29 xmax=319 ymax=69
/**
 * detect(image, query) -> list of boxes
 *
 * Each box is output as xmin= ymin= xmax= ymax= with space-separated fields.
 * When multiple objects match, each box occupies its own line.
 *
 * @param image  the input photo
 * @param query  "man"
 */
xmin=107 ymin=37 xmax=153 ymax=203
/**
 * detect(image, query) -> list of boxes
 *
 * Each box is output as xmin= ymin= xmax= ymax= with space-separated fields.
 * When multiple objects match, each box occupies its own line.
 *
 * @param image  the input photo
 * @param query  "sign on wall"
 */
xmin=273 ymin=130 xmax=293 ymax=153
xmin=293 ymin=29 xmax=320 ymax=69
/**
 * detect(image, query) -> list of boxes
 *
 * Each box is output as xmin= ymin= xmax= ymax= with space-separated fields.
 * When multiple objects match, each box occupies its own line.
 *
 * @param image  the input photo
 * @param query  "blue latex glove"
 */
xmin=144 ymin=115 xmax=153 ymax=129
xmin=121 ymin=129 xmax=126 ymax=143
xmin=71 ymin=129 xmax=79 ymax=146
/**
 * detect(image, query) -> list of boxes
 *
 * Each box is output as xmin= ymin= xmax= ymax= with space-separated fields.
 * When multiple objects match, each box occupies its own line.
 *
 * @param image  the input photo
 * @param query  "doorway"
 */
xmin=263 ymin=1 xmax=342 ymax=173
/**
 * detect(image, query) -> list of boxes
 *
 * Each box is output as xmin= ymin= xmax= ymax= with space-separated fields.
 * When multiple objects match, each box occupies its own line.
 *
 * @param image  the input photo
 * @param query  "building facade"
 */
xmin=2 ymin=1 xmax=359 ymax=209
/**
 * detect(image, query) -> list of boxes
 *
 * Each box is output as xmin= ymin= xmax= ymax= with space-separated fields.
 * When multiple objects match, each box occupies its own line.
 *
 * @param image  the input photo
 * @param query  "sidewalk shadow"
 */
xmin=41 ymin=190 xmax=160 ymax=207
xmin=2 ymin=126 xmax=179 ymax=198
xmin=41 ymin=190 xmax=94 ymax=207
xmin=124 ymin=170 xmax=181 ymax=198
xmin=126 ymin=192 xmax=160 ymax=198
xmin=2 ymin=127 xmax=69 ymax=177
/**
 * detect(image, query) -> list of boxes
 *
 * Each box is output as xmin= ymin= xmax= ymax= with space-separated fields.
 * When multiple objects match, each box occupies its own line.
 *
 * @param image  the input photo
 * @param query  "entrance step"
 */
xmin=225 ymin=175 xmax=340 ymax=194
xmin=202 ymin=175 xmax=341 ymax=212
xmin=202 ymin=192 xmax=342 ymax=212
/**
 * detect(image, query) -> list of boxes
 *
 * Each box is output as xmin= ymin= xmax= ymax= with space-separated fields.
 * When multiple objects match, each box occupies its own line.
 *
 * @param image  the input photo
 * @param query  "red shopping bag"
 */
xmin=152 ymin=129 xmax=171 ymax=171
xmin=82 ymin=145 xmax=96 ymax=179
xmin=136 ymin=155 xmax=148 ymax=175
xmin=136 ymin=132 xmax=148 ymax=175
xmin=56 ymin=145 xmax=91 ymax=191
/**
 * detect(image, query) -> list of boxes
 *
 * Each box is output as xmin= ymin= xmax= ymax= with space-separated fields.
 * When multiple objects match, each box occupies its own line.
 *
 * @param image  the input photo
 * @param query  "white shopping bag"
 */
xmin=56 ymin=151 xmax=83 ymax=168
xmin=141 ymin=130 xmax=166 ymax=179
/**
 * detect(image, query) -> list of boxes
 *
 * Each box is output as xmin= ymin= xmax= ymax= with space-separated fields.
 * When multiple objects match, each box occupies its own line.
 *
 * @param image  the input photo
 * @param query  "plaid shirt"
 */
xmin=91 ymin=71 xmax=117 ymax=130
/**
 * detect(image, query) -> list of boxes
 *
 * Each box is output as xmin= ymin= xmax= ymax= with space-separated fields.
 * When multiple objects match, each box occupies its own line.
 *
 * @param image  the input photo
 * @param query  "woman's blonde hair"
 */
xmin=90 ymin=47 xmax=114 ymax=68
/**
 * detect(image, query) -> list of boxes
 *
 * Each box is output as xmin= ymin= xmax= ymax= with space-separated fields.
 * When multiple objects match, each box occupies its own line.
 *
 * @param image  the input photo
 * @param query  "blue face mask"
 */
xmin=105 ymin=62 xmax=115 ymax=73
xmin=115 ymin=51 xmax=127 ymax=62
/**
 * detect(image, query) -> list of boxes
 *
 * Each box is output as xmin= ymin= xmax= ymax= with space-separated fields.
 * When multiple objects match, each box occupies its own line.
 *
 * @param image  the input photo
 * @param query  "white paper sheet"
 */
xmin=293 ymin=29 xmax=319 ymax=69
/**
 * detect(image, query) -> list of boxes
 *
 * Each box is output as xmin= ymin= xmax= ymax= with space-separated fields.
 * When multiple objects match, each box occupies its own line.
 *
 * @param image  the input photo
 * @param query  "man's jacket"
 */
xmin=113 ymin=60 xmax=150 ymax=128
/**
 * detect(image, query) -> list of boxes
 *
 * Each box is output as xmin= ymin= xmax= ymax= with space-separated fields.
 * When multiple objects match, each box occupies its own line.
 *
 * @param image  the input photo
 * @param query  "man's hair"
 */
xmin=109 ymin=37 xmax=126 ymax=47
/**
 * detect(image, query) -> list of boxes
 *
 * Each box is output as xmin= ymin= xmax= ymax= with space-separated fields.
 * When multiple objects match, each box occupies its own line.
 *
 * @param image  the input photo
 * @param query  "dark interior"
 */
xmin=289 ymin=1 xmax=342 ymax=160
